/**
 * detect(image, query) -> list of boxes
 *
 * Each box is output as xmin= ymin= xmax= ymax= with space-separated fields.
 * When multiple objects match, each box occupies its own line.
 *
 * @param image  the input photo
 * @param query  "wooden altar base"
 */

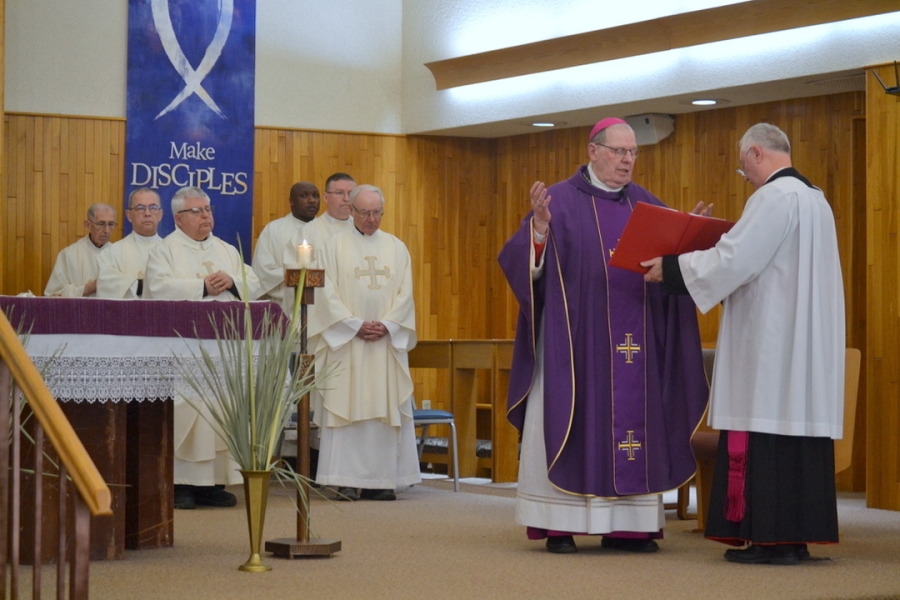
xmin=265 ymin=538 xmax=341 ymax=557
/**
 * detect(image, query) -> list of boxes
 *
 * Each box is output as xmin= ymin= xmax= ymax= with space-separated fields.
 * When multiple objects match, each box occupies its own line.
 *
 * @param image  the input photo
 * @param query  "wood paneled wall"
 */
xmin=492 ymin=94 xmax=865 ymax=345
xmin=1 ymin=90 xmax=871 ymax=493
xmin=865 ymin=65 xmax=900 ymax=511
xmin=2 ymin=115 xmax=126 ymax=296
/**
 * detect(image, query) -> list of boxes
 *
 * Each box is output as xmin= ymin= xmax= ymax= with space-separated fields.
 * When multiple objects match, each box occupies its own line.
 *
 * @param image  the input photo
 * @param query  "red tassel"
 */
xmin=725 ymin=431 xmax=749 ymax=522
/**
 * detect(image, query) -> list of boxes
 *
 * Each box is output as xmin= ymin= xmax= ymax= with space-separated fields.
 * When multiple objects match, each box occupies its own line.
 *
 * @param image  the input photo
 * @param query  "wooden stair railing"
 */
xmin=0 ymin=309 xmax=112 ymax=599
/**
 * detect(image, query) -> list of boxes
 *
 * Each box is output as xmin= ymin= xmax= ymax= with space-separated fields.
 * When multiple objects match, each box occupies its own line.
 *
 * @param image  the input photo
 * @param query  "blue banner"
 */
xmin=125 ymin=0 xmax=255 ymax=254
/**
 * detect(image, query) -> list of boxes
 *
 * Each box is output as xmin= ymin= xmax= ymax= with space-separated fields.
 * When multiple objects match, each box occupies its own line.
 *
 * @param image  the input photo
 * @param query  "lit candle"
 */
xmin=297 ymin=240 xmax=313 ymax=268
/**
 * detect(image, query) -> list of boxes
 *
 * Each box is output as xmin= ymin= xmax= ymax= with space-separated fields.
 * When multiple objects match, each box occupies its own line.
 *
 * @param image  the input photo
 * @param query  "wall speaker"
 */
xmin=625 ymin=113 xmax=674 ymax=145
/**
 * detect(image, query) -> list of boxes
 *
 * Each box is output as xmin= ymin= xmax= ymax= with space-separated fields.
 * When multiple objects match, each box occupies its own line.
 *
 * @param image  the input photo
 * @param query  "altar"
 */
xmin=0 ymin=296 xmax=284 ymax=561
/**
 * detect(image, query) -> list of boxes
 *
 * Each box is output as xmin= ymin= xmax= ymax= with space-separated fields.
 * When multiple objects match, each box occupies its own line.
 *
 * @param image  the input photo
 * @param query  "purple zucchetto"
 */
xmin=589 ymin=117 xmax=627 ymax=141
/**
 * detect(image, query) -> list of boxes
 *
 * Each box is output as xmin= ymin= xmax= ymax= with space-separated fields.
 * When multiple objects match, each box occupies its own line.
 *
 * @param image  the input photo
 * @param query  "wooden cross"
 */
xmin=616 ymin=333 xmax=641 ymax=364
xmin=617 ymin=430 xmax=642 ymax=461
xmin=354 ymin=256 xmax=391 ymax=290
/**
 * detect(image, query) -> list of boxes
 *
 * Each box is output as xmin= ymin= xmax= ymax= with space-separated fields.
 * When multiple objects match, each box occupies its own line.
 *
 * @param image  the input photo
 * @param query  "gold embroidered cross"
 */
xmin=355 ymin=256 xmax=391 ymax=290
xmin=618 ymin=430 xmax=642 ymax=461
xmin=196 ymin=261 xmax=216 ymax=279
xmin=616 ymin=333 xmax=641 ymax=364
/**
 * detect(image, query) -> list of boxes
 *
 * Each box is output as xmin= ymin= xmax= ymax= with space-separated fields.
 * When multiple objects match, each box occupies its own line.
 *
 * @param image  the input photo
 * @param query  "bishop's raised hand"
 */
xmin=530 ymin=180 xmax=551 ymax=235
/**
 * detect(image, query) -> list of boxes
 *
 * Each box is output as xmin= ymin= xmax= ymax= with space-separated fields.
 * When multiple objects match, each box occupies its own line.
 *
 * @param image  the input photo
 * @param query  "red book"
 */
xmin=608 ymin=202 xmax=735 ymax=274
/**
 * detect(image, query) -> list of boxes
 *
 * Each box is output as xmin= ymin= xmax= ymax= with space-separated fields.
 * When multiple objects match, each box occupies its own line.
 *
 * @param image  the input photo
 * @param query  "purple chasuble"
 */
xmin=498 ymin=166 xmax=708 ymax=497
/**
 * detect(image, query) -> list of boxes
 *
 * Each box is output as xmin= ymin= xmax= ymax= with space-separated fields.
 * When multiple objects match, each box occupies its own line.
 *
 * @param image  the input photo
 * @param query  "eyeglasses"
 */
xmin=594 ymin=143 xmax=640 ymax=159
xmin=177 ymin=206 xmax=214 ymax=215
xmin=88 ymin=220 xmax=117 ymax=229
xmin=130 ymin=204 xmax=161 ymax=213
xmin=351 ymin=205 xmax=384 ymax=219
xmin=326 ymin=190 xmax=350 ymax=197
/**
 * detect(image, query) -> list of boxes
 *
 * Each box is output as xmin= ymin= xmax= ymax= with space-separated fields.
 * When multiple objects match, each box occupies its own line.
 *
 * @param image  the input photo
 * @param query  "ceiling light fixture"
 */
xmin=691 ymin=99 xmax=718 ymax=106
xmin=531 ymin=122 xmax=558 ymax=127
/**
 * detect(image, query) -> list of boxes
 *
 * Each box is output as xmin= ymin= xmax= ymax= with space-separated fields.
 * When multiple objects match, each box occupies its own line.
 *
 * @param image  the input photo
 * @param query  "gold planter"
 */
xmin=238 ymin=469 xmax=273 ymax=572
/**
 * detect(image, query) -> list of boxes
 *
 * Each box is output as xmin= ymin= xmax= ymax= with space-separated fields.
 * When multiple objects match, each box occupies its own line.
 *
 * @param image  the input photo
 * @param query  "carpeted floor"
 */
xmin=27 ymin=481 xmax=900 ymax=599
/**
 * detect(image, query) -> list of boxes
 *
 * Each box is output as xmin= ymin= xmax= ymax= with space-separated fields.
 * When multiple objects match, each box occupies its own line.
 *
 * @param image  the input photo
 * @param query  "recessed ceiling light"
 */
xmin=532 ymin=122 xmax=557 ymax=127
xmin=691 ymin=99 xmax=718 ymax=106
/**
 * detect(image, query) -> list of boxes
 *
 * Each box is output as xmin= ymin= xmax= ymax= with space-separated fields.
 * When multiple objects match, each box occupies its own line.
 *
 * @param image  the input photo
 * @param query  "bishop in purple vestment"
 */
xmin=498 ymin=118 xmax=708 ymax=554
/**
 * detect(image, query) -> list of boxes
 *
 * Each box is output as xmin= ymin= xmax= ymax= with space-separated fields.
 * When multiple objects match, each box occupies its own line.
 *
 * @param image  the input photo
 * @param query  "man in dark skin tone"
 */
xmin=289 ymin=181 xmax=321 ymax=223
xmin=252 ymin=181 xmax=321 ymax=305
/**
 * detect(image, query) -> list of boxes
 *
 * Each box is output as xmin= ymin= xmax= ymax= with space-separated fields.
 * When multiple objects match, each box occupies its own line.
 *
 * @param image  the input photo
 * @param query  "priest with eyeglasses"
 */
xmin=96 ymin=187 xmax=164 ymax=299
xmin=44 ymin=202 xmax=117 ymax=297
xmin=309 ymin=184 xmax=419 ymax=502
xmin=145 ymin=185 xmax=260 ymax=510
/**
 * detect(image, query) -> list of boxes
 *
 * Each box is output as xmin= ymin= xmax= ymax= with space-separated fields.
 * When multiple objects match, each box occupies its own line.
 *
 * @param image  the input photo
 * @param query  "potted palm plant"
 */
xmin=175 ymin=266 xmax=332 ymax=572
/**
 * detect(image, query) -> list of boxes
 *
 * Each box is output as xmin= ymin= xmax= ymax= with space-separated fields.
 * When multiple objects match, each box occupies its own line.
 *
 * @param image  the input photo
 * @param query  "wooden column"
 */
xmin=491 ymin=341 xmax=518 ymax=482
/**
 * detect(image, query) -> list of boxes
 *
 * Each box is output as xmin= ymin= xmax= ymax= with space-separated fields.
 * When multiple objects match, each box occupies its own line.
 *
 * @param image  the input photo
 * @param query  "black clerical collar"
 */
xmin=766 ymin=167 xmax=814 ymax=189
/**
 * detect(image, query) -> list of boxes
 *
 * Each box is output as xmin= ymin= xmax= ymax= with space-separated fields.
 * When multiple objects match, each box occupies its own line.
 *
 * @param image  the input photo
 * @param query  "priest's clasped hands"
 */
xmin=641 ymin=201 xmax=713 ymax=282
xmin=204 ymin=271 xmax=234 ymax=296
xmin=357 ymin=320 xmax=388 ymax=341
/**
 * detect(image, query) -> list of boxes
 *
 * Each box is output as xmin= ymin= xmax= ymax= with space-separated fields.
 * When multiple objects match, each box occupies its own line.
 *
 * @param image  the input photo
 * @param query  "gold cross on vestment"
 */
xmin=355 ymin=256 xmax=391 ymax=290
xmin=196 ymin=261 xmax=216 ymax=279
xmin=618 ymin=430 xmax=642 ymax=461
xmin=616 ymin=333 xmax=641 ymax=363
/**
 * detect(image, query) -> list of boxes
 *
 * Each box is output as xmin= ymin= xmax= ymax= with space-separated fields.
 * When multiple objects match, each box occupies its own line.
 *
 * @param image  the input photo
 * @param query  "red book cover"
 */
xmin=608 ymin=202 xmax=735 ymax=273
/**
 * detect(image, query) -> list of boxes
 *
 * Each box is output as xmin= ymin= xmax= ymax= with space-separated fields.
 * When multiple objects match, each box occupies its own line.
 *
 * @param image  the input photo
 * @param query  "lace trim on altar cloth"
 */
xmin=32 ymin=355 xmax=244 ymax=403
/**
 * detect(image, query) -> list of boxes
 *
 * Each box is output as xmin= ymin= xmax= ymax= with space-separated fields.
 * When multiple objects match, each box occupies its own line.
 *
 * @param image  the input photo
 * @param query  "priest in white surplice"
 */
xmin=309 ymin=184 xmax=420 ymax=502
xmin=145 ymin=186 xmax=261 ymax=510
xmin=643 ymin=123 xmax=845 ymax=565
xmin=96 ymin=188 xmax=163 ymax=299
xmin=251 ymin=181 xmax=320 ymax=307
xmin=44 ymin=203 xmax=116 ymax=297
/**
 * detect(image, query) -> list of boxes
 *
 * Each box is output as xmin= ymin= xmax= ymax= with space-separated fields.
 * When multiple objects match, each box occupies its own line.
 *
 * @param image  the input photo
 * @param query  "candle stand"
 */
xmin=265 ymin=267 xmax=341 ymax=558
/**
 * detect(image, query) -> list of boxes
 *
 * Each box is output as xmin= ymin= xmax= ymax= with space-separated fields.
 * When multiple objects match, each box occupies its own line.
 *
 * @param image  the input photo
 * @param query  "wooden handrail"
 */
xmin=0 ymin=310 xmax=112 ymax=517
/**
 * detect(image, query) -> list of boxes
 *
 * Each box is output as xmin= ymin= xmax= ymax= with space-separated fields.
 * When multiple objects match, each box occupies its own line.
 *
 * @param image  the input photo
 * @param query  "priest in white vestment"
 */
xmin=309 ymin=184 xmax=419 ymax=502
xmin=96 ymin=188 xmax=163 ymax=299
xmin=145 ymin=186 xmax=261 ymax=510
xmin=643 ymin=123 xmax=845 ymax=565
xmin=252 ymin=181 xmax=320 ymax=307
xmin=44 ymin=203 xmax=116 ymax=297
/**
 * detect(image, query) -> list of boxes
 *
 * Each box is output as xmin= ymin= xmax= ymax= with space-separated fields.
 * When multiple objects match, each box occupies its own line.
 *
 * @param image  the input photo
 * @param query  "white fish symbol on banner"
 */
xmin=151 ymin=0 xmax=233 ymax=120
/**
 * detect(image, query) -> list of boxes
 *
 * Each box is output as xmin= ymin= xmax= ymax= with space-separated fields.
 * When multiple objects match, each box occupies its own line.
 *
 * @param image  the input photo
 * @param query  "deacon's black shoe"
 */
xmin=600 ymin=537 xmax=659 ymax=553
xmin=724 ymin=544 xmax=800 ymax=565
xmin=545 ymin=535 xmax=577 ymax=554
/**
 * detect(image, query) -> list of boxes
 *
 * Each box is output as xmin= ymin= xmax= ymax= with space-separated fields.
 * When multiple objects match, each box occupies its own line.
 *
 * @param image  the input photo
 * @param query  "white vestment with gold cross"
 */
xmin=309 ymin=228 xmax=421 ymax=489
xmin=144 ymin=227 xmax=261 ymax=487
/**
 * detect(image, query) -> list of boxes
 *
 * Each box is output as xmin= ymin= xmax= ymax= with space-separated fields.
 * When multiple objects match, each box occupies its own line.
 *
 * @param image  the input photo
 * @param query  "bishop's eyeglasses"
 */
xmin=594 ymin=142 xmax=640 ymax=159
